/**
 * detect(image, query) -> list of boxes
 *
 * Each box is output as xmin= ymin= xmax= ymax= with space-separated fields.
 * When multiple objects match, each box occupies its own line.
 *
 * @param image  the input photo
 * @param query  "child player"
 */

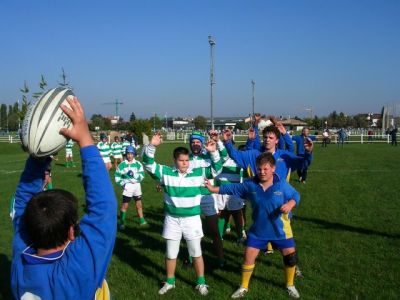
xmin=205 ymin=152 xmax=301 ymax=299
xmin=143 ymin=132 xmax=222 ymax=296
xmin=65 ymin=139 xmax=75 ymax=167
xmin=11 ymin=97 xmax=117 ymax=299
xmin=111 ymin=135 xmax=124 ymax=170
xmin=115 ymin=145 xmax=147 ymax=229
xmin=97 ymin=133 xmax=112 ymax=171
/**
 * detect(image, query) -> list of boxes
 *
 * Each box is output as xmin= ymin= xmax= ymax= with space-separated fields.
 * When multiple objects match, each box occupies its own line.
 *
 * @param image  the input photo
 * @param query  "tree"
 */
xmin=59 ymin=67 xmax=72 ymax=89
xmin=32 ymin=75 xmax=48 ymax=99
xmin=149 ymin=114 xmax=163 ymax=131
xmin=235 ymin=120 xmax=247 ymax=131
xmin=193 ymin=115 xmax=207 ymax=130
xmin=128 ymin=119 xmax=152 ymax=144
xmin=19 ymin=81 xmax=30 ymax=122
xmin=0 ymin=104 xmax=7 ymax=129
xmin=89 ymin=114 xmax=111 ymax=131
xmin=130 ymin=112 xmax=136 ymax=122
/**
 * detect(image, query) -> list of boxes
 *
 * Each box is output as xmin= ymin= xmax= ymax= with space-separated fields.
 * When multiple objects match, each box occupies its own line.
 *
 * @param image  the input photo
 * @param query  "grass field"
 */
xmin=1 ymin=142 xmax=399 ymax=299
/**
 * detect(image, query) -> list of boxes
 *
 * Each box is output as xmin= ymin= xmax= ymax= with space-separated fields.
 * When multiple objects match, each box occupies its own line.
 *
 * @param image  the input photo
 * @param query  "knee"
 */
xmin=283 ymin=252 xmax=298 ymax=267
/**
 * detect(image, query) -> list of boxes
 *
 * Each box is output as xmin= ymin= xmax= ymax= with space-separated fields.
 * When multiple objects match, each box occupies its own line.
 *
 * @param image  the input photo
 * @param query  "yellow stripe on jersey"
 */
xmin=247 ymin=166 xmax=255 ymax=178
xmin=286 ymin=168 xmax=291 ymax=182
xmin=95 ymin=279 xmax=110 ymax=300
xmin=280 ymin=213 xmax=293 ymax=239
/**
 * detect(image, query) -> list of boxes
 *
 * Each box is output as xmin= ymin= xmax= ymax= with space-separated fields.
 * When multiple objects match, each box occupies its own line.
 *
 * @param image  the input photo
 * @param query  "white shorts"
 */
xmin=201 ymin=195 xmax=218 ymax=216
xmin=102 ymin=157 xmax=111 ymax=164
xmin=214 ymin=194 xmax=244 ymax=211
xmin=122 ymin=183 xmax=142 ymax=197
xmin=65 ymin=149 xmax=73 ymax=157
xmin=113 ymin=154 xmax=123 ymax=160
xmin=162 ymin=214 xmax=203 ymax=241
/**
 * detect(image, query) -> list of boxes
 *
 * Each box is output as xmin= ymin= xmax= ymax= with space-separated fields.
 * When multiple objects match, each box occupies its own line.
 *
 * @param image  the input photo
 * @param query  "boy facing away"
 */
xmin=11 ymin=97 xmax=117 ymax=299
xmin=142 ymin=132 xmax=221 ymax=296
xmin=205 ymin=152 xmax=301 ymax=299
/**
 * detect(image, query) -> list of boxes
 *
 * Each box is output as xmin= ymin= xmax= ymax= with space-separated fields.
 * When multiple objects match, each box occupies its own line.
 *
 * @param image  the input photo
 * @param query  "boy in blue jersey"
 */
xmin=292 ymin=127 xmax=312 ymax=183
xmin=223 ymin=125 xmax=313 ymax=181
xmin=205 ymin=152 xmax=301 ymax=298
xmin=11 ymin=97 xmax=117 ymax=299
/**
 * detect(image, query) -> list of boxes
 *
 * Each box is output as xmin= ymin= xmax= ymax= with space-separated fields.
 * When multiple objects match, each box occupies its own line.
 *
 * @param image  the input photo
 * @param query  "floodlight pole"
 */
xmin=209 ymin=35 xmax=216 ymax=130
xmin=251 ymin=80 xmax=255 ymax=117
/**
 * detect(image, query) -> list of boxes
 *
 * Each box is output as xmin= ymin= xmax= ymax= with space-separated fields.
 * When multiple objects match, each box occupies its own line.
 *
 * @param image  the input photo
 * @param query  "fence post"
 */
xmin=361 ymin=133 xmax=363 ymax=144
xmin=387 ymin=134 xmax=390 ymax=144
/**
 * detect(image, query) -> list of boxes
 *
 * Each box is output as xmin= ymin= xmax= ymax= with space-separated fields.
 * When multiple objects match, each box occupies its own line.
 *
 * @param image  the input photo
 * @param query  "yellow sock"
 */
xmin=241 ymin=264 xmax=255 ymax=289
xmin=267 ymin=242 xmax=273 ymax=251
xmin=284 ymin=265 xmax=295 ymax=287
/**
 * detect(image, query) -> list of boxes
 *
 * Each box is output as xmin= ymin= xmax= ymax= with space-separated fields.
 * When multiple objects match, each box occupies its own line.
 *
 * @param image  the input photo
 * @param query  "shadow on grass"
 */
xmin=0 ymin=254 xmax=12 ymax=299
xmin=113 ymin=209 xmax=195 ymax=286
xmin=294 ymin=215 xmax=400 ymax=239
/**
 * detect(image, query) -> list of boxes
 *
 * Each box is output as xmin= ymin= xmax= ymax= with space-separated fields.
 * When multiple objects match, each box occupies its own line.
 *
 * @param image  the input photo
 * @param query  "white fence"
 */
xmin=0 ymin=132 xmax=398 ymax=145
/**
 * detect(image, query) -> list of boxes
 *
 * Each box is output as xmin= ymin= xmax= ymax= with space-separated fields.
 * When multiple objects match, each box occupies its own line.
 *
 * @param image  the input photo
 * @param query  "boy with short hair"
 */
xmin=115 ymin=145 xmax=147 ymax=229
xmin=11 ymin=97 xmax=117 ymax=299
xmin=97 ymin=133 xmax=112 ymax=171
xmin=111 ymin=135 xmax=124 ymax=170
xmin=143 ymin=132 xmax=221 ymax=296
xmin=205 ymin=152 xmax=301 ymax=299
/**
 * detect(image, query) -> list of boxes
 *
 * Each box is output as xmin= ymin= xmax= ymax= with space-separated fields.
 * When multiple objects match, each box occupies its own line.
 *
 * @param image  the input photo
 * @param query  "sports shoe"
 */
xmin=195 ymin=284 xmax=209 ymax=296
xmin=225 ymin=227 xmax=231 ymax=235
xmin=158 ymin=282 xmax=175 ymax=295
xmin=295 ymin=266 xmax=304 ymax=278
xmin=287 ymin=285 xmax=300 ymax=298
xmin=236 ymin=237 xmax=246 ymax=245
xmin=241 ymin=230 xmax=247 ymax=240
xmin=118 ymin=224 xmax=125 ymax=230
xmin=139 ymin=220 xmax=148 ymax=226
xmin=264 ymin=249 xmax=274 ymax=255
xmin=231 ymin=287 xmax=248 ymax=298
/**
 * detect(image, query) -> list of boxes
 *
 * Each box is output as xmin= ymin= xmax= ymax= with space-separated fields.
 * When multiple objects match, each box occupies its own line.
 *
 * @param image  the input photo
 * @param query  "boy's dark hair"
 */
xmin=262 ymin=126 xmax=281 ymax=139
xmin=173 ymin=146 xmax=190 ymax=159
xmin=256 ymin=152 xmax=276 ymax=167
xmin=24 ymin=189 xmax=79 ymax=250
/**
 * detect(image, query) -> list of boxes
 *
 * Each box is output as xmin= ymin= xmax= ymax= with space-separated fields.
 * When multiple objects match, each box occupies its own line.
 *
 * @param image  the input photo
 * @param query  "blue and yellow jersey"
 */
xmin=219 ymin=175 xmax=300 ymax=240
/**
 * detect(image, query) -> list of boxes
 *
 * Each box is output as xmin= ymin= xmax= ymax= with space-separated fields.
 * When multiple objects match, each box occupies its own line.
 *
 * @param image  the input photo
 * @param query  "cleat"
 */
xmin=241 ymin=230 xmax=247 ymax=240
xmin=225 ymin=227 xmax=231 ymax=235
xmin=139 ymin=220 xmax=148 ymax=226
xmin=236 ymin=237 xmax=246 ymax=245
xmin=158 ymin=282 xmax=175 ymax=295
xmin=295 ymin=266 xmax=304 ymax=278
xmin=287 ymin=285 xmax=300 ymax=298
xmin=195 ymin=284 xmax=209 ymax=296
xmin=231 ymin=287 xmax=248 ymax=298
xmin=264 ymin=249 xmax=274 ymax=255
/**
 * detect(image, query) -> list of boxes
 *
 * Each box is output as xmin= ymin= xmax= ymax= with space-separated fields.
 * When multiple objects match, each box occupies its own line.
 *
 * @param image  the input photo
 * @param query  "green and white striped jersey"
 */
xmin=66 ymin=140 xmax=74 ymax=150
xmin=122 ymin=141 xmax=131 ymax=154
xmin=143 ymin=144 xmax=222 ymax=217
xmin=111 ymin=142 xmax=123 ymax=156
xmin=115 ymin=159 xmax=145 ymax=187
xmin=97 ymin=142 xmax=111 ymax=158
xmin=215 ymin=141 xmax=245 ymax=186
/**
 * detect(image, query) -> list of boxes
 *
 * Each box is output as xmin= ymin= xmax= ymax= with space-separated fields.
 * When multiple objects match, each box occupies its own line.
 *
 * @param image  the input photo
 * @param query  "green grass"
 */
xmin=1 ymin=142 xmax=399 ymax=299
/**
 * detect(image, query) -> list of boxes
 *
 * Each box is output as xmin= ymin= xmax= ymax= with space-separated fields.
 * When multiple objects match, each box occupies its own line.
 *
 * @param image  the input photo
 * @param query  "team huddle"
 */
xmin=11 ymin=98 xmax=313 ymax=299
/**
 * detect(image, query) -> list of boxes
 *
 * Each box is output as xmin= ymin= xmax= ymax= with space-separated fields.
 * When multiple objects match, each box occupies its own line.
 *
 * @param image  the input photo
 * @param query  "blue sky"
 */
xmin=1 ymin=1 xmax=399 ymax=120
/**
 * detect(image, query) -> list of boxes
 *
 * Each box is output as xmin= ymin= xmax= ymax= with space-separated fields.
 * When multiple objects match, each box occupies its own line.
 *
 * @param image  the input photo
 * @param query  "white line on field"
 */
xmin=310 ymin=169 xmax=392 ymax=173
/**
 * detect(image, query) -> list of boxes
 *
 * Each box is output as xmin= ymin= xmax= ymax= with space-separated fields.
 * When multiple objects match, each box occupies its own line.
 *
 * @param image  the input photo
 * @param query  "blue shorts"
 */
xmin=246 ymin=233 xmax=295 ymax=250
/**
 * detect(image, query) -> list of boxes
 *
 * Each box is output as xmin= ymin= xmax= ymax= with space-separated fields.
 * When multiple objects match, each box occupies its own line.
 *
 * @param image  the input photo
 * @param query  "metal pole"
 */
xmin=251 ymin=80 xmax=255 ymax=117
xmin=209 ymin=35 xmax=216 ymax=130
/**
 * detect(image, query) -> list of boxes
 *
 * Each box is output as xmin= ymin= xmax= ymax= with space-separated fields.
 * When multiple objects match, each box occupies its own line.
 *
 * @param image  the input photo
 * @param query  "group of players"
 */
xmin=10 ymin=97 xmax=314 ymax=299
xmin=91 ymin=114 xmax=314 ymax=298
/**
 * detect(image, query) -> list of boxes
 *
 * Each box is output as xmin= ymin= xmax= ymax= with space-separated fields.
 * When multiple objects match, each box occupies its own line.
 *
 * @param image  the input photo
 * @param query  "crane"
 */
xmin=103 ymin=99 xmax=124 ymax=116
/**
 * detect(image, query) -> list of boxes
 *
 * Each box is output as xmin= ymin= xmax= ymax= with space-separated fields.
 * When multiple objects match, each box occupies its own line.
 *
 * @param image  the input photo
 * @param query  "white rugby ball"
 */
xmin=258 ymin=119 xmax=273 ymax=131
xmin=21 ymin=88 xmax=74 ymax=157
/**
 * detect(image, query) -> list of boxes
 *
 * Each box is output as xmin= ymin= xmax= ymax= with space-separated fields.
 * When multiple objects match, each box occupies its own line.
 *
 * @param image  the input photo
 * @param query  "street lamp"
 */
xmin=208 ymin=35 xmax=216 ymax=130
xmin=251 ymin=80 xmax=255 ymax=117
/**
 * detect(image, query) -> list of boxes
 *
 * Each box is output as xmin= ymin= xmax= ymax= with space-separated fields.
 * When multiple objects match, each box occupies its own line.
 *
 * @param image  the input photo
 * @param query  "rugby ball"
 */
xmin=21 ymin=88 xmax=74 ymax=157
